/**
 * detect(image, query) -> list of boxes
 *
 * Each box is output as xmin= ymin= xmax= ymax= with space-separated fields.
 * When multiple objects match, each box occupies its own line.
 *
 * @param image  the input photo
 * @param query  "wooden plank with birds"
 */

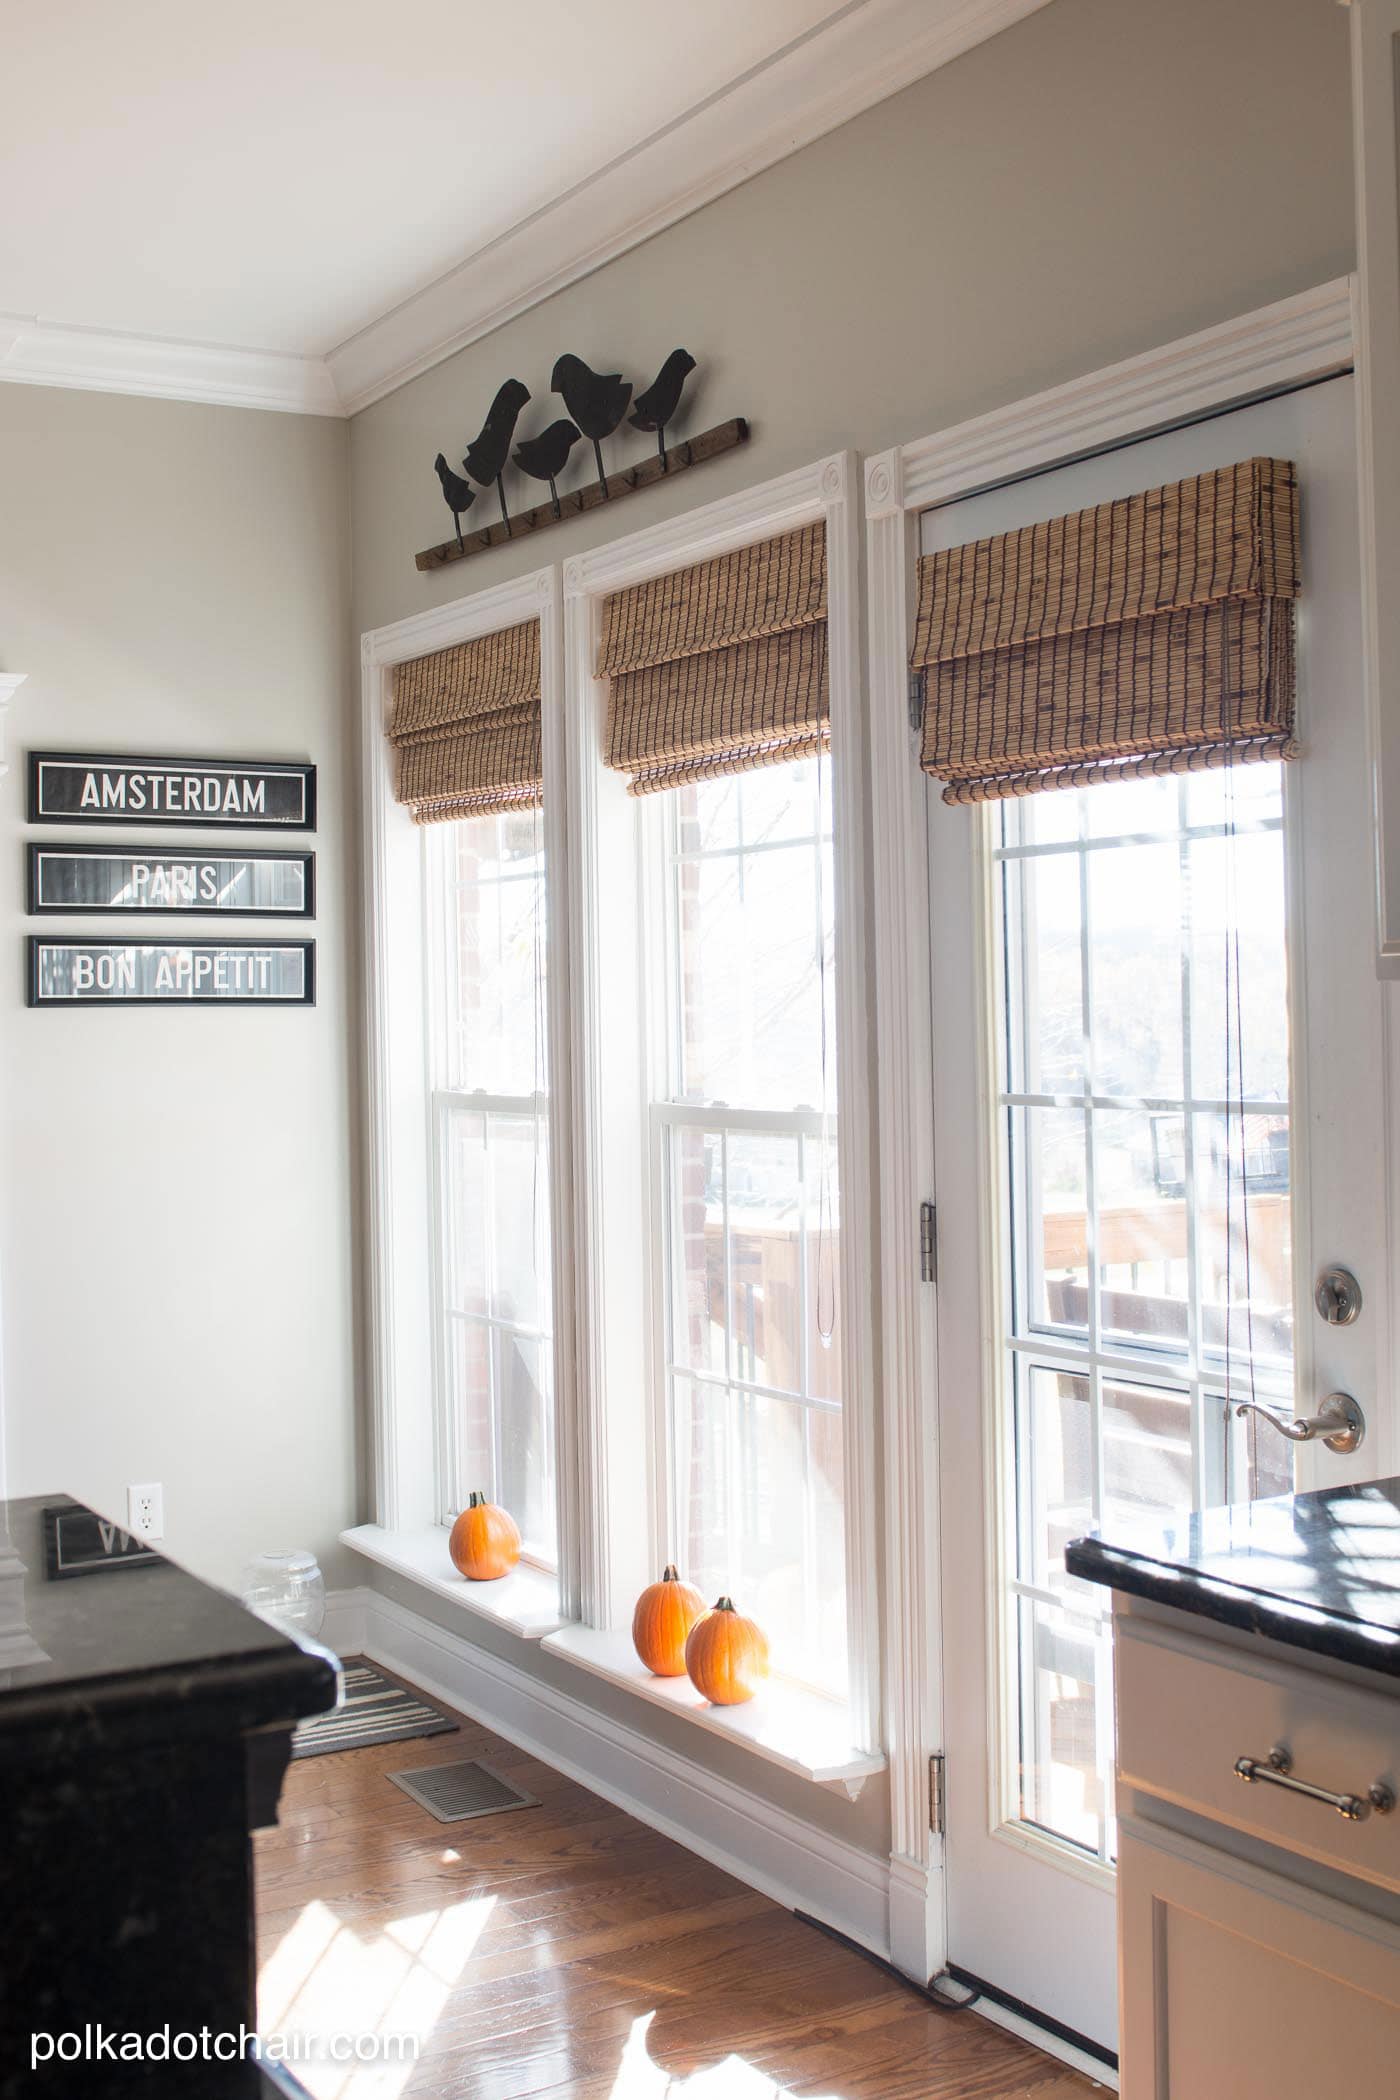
xmin=415 ymin=417 xmax=751 ymax=573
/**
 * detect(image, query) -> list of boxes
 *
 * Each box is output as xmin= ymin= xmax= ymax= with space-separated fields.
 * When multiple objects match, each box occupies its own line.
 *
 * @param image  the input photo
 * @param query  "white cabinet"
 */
xmin=1119 ymin=1817 xmax=1400 ymax=2100
xmin=1111 ymin=1601 xmax=1400 ymax=2098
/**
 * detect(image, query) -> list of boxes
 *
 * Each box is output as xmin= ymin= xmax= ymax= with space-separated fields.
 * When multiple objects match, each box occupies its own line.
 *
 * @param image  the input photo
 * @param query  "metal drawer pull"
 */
xmin=1234 ymin=1745 xmax=1395 ymax=1822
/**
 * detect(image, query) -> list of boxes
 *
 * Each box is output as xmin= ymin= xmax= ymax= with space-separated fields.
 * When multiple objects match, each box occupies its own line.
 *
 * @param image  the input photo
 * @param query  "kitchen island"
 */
xmin=0 ymin=1493 xmax=338 ymax=2097
xmin=1069 ymin=1477 xmax=1400 ymax=2100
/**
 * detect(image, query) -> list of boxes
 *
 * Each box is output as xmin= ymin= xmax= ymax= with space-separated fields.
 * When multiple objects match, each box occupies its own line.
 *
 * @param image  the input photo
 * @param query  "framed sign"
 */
xmin=28 ymin=751 xmax=316 ymax=831
xmin=28 ymin=938 xmax=315 ymax=1007
xmin=43 ymin=1505 xmax=162 ymax=1581
xmin=28 ymin=844 xmax=315 ymax=919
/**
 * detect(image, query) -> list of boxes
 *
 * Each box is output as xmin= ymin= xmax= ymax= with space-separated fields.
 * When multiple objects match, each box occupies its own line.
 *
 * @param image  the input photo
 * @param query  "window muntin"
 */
xmin=430 ymin=811 xmax=556 ymax=1568
xmin=996 ymin=765 xmax=1294 ymax=1861
xmin=655 ymin=758 xmax=846 ymax=1697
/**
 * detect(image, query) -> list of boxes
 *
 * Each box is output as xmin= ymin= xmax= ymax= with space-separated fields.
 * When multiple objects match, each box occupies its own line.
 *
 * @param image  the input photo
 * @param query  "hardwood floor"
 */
xmin=255 ymin=1676 xmax=1106 ymax=2100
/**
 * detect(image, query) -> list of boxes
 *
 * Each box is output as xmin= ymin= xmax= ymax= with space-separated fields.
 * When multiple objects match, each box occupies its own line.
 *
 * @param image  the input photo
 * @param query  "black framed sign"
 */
xmin=28 ymin=752 xmax=316 ymax=831
xmin=28 ymin=938 xmax=315 ymax=1007
xmin=42 ymin=1505 xmax=161 ymax=1581
xmin=28 ymin=844 xmax=315 ymax=919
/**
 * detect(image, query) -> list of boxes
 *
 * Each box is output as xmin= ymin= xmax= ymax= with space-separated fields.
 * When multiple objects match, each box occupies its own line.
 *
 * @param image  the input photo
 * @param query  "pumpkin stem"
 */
xmin=715 ymin=1596 xmax=736 ymax=1612
xmin=661 ymin=1564 xmax=680 ymax=1582
xmin=467 ymin=1490 xmax=486 ymax=1508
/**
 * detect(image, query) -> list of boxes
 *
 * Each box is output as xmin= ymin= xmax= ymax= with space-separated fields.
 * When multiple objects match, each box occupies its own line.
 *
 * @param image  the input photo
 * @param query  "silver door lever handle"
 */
xmin=1234 ymin=1391 xmax=1365 ymax=1455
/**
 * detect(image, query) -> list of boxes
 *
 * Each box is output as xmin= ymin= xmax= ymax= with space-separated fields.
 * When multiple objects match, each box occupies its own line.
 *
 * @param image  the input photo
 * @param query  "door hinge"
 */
xmin=919 ymin=1200 xmax=937 ymax=1284
xmin=929 ymin=1753 xmax=946 ymax=1835
xmin=908 ymin=671 xmax=925 ymax=733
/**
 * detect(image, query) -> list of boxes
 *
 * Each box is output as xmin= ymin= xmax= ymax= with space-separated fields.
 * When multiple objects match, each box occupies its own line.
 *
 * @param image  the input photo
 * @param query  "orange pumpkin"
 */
xmin=684 ymin=1596 xmax=769 ymax=1706
xmin=448 ymin=1491 xmax=521 ymax=1581
xmin=632 ymin=1565 xmax=707 ymax=1677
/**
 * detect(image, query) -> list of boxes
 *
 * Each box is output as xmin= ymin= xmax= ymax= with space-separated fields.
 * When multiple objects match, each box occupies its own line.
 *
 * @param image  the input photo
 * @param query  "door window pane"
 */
xmin=999 ymin=767 xmax=1293 ymax=1863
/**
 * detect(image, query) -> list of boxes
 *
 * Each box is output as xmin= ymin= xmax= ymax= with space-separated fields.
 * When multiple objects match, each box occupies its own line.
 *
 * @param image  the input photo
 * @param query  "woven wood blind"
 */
xmin=596 ymin=521 xmax=828 ymax=794
xmin=390 ymin=619 xmax=541 ymax=824
xmin=910 ymin=457 xmax=1301 ymax=804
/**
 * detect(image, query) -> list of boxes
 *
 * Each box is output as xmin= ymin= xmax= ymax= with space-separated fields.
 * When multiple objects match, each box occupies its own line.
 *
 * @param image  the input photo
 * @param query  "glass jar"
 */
xmin=239 ymin=1549 xmax=326 ymax=1637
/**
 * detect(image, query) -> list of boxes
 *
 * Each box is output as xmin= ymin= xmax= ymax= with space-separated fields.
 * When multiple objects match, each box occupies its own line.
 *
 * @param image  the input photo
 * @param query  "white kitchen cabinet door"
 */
xmin=1118 ymin=1816 xmax=1400 ymax=2100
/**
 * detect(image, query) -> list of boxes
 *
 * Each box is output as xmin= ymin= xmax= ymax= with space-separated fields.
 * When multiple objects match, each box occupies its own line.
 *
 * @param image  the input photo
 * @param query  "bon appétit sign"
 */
xmin=28 ymin=752 xmax=316 ymax=830
xmin=28 ymin=940 xmax=315 ymax=1007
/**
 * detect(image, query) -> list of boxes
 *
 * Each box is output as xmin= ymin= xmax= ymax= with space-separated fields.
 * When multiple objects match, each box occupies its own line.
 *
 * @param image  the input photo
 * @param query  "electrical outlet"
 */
xmin=127 ymin=1482 xmax=164 ymax=1542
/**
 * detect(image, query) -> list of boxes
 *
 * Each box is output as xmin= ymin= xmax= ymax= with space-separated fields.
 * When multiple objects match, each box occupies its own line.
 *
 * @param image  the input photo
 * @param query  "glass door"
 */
xmin=927 ymin=374 xmax=1386 ymax=2053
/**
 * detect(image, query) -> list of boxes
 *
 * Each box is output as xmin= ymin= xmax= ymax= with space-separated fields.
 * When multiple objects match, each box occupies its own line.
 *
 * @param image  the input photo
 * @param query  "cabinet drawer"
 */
xmin=1116 ymin=1616 xmax=1400 ymax=1894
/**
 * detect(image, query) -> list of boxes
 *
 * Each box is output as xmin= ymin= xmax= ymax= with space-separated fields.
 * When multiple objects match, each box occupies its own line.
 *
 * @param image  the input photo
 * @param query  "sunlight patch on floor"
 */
xmin=257 ymin=1894 xmax=496 ymax=2099
xmin=607 ymin=2012 xmax=842 ymax=2100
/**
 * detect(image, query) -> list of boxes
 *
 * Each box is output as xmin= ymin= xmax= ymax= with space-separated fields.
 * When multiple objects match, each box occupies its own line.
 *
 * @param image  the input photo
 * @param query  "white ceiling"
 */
xmin=0 ymin=0 xmax=1048 ymax=415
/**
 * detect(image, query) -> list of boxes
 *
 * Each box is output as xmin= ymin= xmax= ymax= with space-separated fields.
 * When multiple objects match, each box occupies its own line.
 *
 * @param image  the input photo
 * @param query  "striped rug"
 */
xmin=291 ymin=1659 xmax=459 ymax=1759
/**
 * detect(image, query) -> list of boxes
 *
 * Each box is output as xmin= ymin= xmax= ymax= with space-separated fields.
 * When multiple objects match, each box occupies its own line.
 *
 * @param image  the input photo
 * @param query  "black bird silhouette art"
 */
xmin=512 ymin=419 xmax=582 ymax=520
xmin=551 ymin=354 xmax=632 ymax=498
xmin=463 ymin=378 xmax=531 ymax=536
xmin=434 ymin=453 xmax=477 ymax=551
xmin=629 ymin=349 xmax=696 ymax=470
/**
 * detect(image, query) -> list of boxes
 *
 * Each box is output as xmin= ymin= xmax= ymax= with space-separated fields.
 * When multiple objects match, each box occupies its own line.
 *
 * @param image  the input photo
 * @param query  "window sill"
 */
xmin=340 ymin=1525 xmax=565 ymax=1640
xmin=540 ymin=1623 xmax=886 ymax=1796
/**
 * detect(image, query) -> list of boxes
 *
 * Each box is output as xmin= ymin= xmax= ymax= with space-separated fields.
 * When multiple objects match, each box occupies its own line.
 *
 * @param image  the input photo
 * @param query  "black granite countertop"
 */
xmin=0 ymin=1493 xmax=337 ymax=1755
xmin=1066 ymin=1475 xmax=1400 ymax=1679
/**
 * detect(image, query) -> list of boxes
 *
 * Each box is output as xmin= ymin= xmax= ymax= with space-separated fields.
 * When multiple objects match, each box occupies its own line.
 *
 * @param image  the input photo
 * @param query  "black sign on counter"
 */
xmin=28 ymin=845 xmax=315 ymax=918
xmin=28 ymin=752 xmax=316 ymax=831
xmin=42 ymin=1505 xmax=162 ymax=1581
xmin=28 ymin=939 xmax=315 ymax=1007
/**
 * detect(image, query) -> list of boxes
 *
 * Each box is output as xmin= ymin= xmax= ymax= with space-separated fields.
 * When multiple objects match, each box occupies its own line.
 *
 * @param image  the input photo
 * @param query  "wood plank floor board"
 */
xmin=256 ymin=1676 xmax=1107 ymax=2099
xmin=259 ymin=1856 xmax=760 ymax=1954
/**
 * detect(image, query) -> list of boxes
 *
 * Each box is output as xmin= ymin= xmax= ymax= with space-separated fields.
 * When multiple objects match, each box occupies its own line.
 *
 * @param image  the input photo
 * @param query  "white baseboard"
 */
xmin=888 ymin=1849 xmax=941 ymax=1980
xmin=324 ymin=1582 xmax=890 ymax=1961
xmin=320 ymin=1583 xmax=370 ymax=1659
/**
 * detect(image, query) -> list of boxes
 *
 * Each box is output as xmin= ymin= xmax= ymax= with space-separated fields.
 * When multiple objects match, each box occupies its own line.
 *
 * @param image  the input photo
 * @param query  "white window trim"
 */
xmin=559 ymin=451 xmax=882 ymax=1756
xmin=356 ymin=563 xmax=574 ymax=1639
xmin=864 ymin=277 xmax=1358 ymax=1981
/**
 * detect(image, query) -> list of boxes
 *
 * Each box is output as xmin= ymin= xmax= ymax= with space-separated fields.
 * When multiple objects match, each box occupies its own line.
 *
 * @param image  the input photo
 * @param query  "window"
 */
xmin=650 ymin=756 xmax=846 ymax=1696
xmin=362 ymin=476 xmax=876 ymax=1775
xmin=996 ymin=762 xmax=1293 ymax=1859
xmin=428 ymin=808 xmax=556 ymax=1568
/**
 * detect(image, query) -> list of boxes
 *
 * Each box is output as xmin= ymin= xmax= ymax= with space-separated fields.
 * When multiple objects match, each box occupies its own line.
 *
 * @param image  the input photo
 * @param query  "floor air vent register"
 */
xmin=388 ymin=1759 xmax=540 ymax=1823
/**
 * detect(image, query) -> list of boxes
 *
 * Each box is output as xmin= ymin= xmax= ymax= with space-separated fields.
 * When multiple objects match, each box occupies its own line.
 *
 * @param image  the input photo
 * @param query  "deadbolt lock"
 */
xmin=1315 ymin=1266 xmax=1362 ymax=1327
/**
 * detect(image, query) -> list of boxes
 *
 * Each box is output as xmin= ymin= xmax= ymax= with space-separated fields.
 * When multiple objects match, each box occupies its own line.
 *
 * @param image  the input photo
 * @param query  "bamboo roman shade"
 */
xmin=390 ymin=619 xmax=542 ymax=823
xmin=911 ymin=457 xmax=1301 ymax=804
xmin=597 ymin=521 xmax=828 ymax=793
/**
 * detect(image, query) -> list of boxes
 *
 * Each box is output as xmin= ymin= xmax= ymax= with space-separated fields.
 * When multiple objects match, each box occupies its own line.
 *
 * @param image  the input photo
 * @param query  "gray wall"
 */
xmin=352 ymin=0 xmax=1355 ymax=633
xmin=0 ymin=386 xmax=356 ymax=1590
xmin=345 ymin=0 xmax=1355 ymax=1855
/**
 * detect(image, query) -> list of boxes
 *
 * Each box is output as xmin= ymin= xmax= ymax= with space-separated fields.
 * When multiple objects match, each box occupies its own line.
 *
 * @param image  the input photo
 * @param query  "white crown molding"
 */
xmin=0 ymin=672 xmax=29 ymax=780
xmin=0 ymin=315 xmax=343 ymax=417
xmin=0 ymin=0 xmax=1047 ymax=420
xmin=891 ymin=275 xmax=1355 ymax=513
xmin=327 ymin=0 xmax=1052 ymax=414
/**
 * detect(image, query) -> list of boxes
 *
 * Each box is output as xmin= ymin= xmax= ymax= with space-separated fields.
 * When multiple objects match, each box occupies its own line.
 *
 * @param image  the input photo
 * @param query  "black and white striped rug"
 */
xmin=291 ymin=1659 xmax=459 ymax=1759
